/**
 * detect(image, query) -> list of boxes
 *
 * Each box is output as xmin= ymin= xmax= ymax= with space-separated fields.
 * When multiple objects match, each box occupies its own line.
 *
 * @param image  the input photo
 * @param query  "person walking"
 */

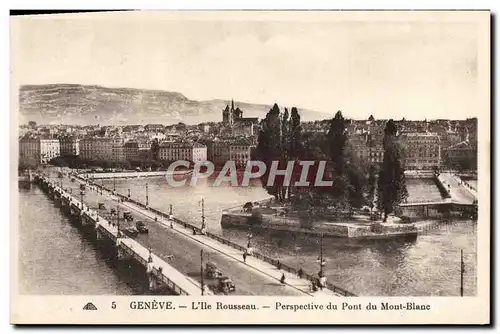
xmin=243 ymin=252 xmax=247 ymax=263
xmin=280 ymin=273 xmax=286 ymax=284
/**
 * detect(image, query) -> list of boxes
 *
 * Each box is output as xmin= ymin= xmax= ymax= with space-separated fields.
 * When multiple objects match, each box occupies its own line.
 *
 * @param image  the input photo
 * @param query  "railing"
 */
xmin=119 ymin=241 xmax=189 ymax=296
xmin=434 ymin=175 xmax=452 ymax=199
xmin=83 ymin=177 xmax=357 ymax=297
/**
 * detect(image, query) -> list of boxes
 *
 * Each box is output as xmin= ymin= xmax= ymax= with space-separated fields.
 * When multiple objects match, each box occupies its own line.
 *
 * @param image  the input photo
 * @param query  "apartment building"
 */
xmin=19 ymin=137 xmax=60 ymax=167
xmin=158 ymin=142 xmax=207 ymax=163
xmin=401 ymin=132 xmax=441 ymax=170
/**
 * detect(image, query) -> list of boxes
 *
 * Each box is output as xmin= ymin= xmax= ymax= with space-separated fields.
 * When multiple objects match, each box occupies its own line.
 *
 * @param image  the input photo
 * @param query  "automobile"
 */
xmin=205 ymin=261 xmax=223 ymax=279
xmin=98 ymin=202 xmax=106 ymax=210
xmin=110 ymin=208 xmax=117 ymax=215
xmin=136 ymin=221 xmax=149 ymax=234
xmin=122 ymin=226 xmax=139 ymax=238
xmin=79 ymin=184 xmax=86 ymax=191
xmin=123 ymin=211 xmax=133 ymax=221
xmin=209 ymin=276 xmax=236 ymax=294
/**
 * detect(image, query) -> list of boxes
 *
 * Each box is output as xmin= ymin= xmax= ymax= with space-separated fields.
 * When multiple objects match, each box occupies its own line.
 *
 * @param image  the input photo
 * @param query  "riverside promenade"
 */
xmin=63 ymin=172 xmax=350 ymax=296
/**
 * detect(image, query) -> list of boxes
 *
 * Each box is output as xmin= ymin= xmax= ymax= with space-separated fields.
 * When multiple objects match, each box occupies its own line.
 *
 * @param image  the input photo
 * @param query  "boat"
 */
xmin=221 ymin=206 xmax=418 ymax=241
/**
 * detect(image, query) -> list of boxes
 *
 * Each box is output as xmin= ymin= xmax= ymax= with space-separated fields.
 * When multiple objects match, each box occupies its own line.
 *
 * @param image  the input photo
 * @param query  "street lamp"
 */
xmin=316 ymin=233 xmax=326 ymax=279
xmin=146 ymin=182 xmax=149 ymax=206
xmin=128 ymin=188 xmax=131 ymax=198
xmin=200 ymin=249 xmax=205 ymax=296
xmin=200 ymin=198 xmax=206 ymax=234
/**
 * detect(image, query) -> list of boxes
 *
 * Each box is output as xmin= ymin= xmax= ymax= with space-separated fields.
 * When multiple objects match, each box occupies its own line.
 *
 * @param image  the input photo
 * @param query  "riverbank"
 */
xmin=79 ymin=170 xmax=192 ymax=180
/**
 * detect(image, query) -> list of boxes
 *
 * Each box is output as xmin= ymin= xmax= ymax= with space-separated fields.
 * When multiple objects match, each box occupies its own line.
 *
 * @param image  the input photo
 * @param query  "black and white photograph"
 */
xmin=10 ymin=10 xmax=490 ymax=324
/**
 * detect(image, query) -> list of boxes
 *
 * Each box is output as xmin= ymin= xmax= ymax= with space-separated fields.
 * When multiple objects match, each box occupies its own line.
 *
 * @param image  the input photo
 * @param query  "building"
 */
xmin=19 ymin=137 xmax=60 ymax=167
xmin=349 ymin=132 xmax=384 ymax=165
xmin=158 ymin=142 xmax=207 ymax=163
xmin=443 ymin=140 xmax=476 ymax=169
xmin=207 ymin=140 xmax=231 ymax=167
xmin=111 ymin=145 xmax=126 ymax=163
xmin=79 ymin=137 xmax=124 ymax=161
xmin=124 ymin=140 xmax=152 ymax=161
xmin=59 ymin=136 xmax=80 ymax=156
xmin=222 ymin=100 xmax=259 ymax=126
xmin=229 ymin=142 xmax=256 ymax=169
xmin=401 ymin=132 xmax=441 ymax=170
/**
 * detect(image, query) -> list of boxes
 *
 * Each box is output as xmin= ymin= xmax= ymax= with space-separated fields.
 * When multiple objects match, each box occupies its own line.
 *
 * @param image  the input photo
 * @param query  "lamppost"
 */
xmin=200 ymin=198 xmax=206 ymax=234
xmin=316 ymin=233 xmax=326 ymax=280
xmin=80 ymin=189 xmax=85 ymax=209
xmin=200 ymin=249 xmax=205 ymax=296
xmin=116 ymin=205 xmax=121 ymax=238
xmin=246 ymin=230 xmax=253 ymax=255
xmin=128 ymin=188 xmax=131 ymax=199
xmin=460 ymin=249 xmax=465 ymax=296
xmin=146 ymin=182 xmax=149 ymax=207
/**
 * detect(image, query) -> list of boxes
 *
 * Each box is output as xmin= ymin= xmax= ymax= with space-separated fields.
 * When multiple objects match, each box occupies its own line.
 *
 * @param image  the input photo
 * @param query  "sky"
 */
xmin=11 ymin=11 xmax=484 ymax=120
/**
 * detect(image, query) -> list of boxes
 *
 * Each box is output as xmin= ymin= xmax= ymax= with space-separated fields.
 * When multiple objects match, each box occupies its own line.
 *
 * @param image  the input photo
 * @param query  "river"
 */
xmin=18 ymin=173 xmax=477 ymax=296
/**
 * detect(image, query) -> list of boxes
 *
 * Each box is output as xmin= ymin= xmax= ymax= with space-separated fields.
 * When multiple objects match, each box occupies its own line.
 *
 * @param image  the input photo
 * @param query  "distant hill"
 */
xmin=18 ymin=84 xmax=332 ymax=125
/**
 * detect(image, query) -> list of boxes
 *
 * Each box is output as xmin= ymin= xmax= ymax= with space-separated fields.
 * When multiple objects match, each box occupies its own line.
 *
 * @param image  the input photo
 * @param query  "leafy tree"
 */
xmin=255 ymin=104 xmax=282 ymax=199
xmin=151 ymin=138 xmax=160 ymax=160
xmin=288 ymin=107 xmax=303 ymax=199
xmin=377 ymin=119 xmax=408 ymax=222
xmin=327 ymin=111 xmax=348 ymax=176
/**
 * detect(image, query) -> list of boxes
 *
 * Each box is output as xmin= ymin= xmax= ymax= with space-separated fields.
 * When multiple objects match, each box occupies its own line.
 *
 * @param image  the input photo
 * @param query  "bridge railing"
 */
xmin=86 ymin=178 xmax=357 ymax=297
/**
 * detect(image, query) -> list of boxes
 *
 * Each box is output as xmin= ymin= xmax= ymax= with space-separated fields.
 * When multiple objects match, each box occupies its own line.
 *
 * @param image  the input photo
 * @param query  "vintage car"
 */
xmin=205 ymin=261 xmax=223 ymax=279
xmin=136 ymin=221 xmax=149 ymax=234
xmin=122 ymin=226 xmax=139 ymax=238
xmin=123 ymin=211 xmax=133 ymax=221
xmin=209 ymin=276 xmax=236 ymax=294
xmin=98 ymin=202 xmax=106 ymax=210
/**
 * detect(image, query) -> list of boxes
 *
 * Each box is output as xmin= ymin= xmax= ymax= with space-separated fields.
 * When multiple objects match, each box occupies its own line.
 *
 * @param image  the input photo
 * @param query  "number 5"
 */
xmin=112 ymin=301 xmax=116 ymax=309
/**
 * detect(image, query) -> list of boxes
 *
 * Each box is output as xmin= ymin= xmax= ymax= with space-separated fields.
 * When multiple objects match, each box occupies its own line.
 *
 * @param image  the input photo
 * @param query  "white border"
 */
xmin=3 ymin=1 xmax=498 ymax=332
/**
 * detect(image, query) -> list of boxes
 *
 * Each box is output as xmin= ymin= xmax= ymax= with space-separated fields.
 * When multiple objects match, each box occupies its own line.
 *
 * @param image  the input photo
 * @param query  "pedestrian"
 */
xmin=297 ymin=268 xmax=304 ymax=279
xmin=280 ymin=273 xmax=286 ymax=284
xmin=277 ymin=261 xmax=281 ymax=270
xmin=311 ymin=280 xmax=317 ymax=292
xmin=193 ymin=228 xmax=196 ymax=235
xmin=243 ymin=252 xmax=247 ymax=263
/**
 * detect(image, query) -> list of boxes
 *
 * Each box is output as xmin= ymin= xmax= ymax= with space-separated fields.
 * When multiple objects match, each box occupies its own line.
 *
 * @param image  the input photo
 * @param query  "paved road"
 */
xmin=59 ymin=175 xmax=304 ymax=296
xmin=439 ymin=173 xmax=476 ymax=204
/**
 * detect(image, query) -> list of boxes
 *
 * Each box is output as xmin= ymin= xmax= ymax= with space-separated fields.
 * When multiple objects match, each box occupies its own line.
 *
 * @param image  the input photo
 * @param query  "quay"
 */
xmin=35 ymin=172 xmax=353 ymax=296
xmin=83 ymin=170 xmax=192 ymax=180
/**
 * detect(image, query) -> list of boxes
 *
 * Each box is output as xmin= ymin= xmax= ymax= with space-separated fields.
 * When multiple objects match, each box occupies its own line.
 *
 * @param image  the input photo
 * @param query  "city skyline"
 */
xmin=12 ymin=11 xmax=480 ymax=121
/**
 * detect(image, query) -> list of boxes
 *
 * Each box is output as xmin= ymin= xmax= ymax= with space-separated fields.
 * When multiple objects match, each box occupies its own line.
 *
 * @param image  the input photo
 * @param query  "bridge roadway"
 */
xmin=58 ymin=174 xmax=338 ymax=296
xmin=40 ymin=177 xmax=209 ymax=296
xmin=438 ymin=173 xmax=477 ymax=204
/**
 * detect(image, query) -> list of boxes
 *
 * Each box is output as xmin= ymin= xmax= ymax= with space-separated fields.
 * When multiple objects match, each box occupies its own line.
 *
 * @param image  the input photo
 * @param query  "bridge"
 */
xmin=34 ymin=171 xmax=353 ymax=297
xmin=399 ymin=172 xmax=477 ymax=219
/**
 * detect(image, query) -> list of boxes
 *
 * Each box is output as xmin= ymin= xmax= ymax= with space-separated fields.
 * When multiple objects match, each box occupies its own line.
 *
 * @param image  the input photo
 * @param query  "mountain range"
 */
xmin=18 ymin=84 xmax=332 ymax=126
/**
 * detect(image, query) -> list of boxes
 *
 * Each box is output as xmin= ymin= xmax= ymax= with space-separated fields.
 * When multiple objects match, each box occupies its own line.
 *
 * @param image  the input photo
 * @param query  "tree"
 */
xmin=377 ymin=119 xmax=408 ymax=222
xmin=368 ymin=115 xmax=375 ymax=122
xmin=255 ymin=104 xmax=282 ymax=199
xmin=151 ymin=138 xmax=160 ymax=160
xmin=326 ymin=111 xmax=349 ymax=202
xmin=279 ymin=108 xmax=290 ymax=200
xmin=327 ymin=111 xmax=348 ymax=176
xmin=288 ymin=107 xmax=303 ymax=199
